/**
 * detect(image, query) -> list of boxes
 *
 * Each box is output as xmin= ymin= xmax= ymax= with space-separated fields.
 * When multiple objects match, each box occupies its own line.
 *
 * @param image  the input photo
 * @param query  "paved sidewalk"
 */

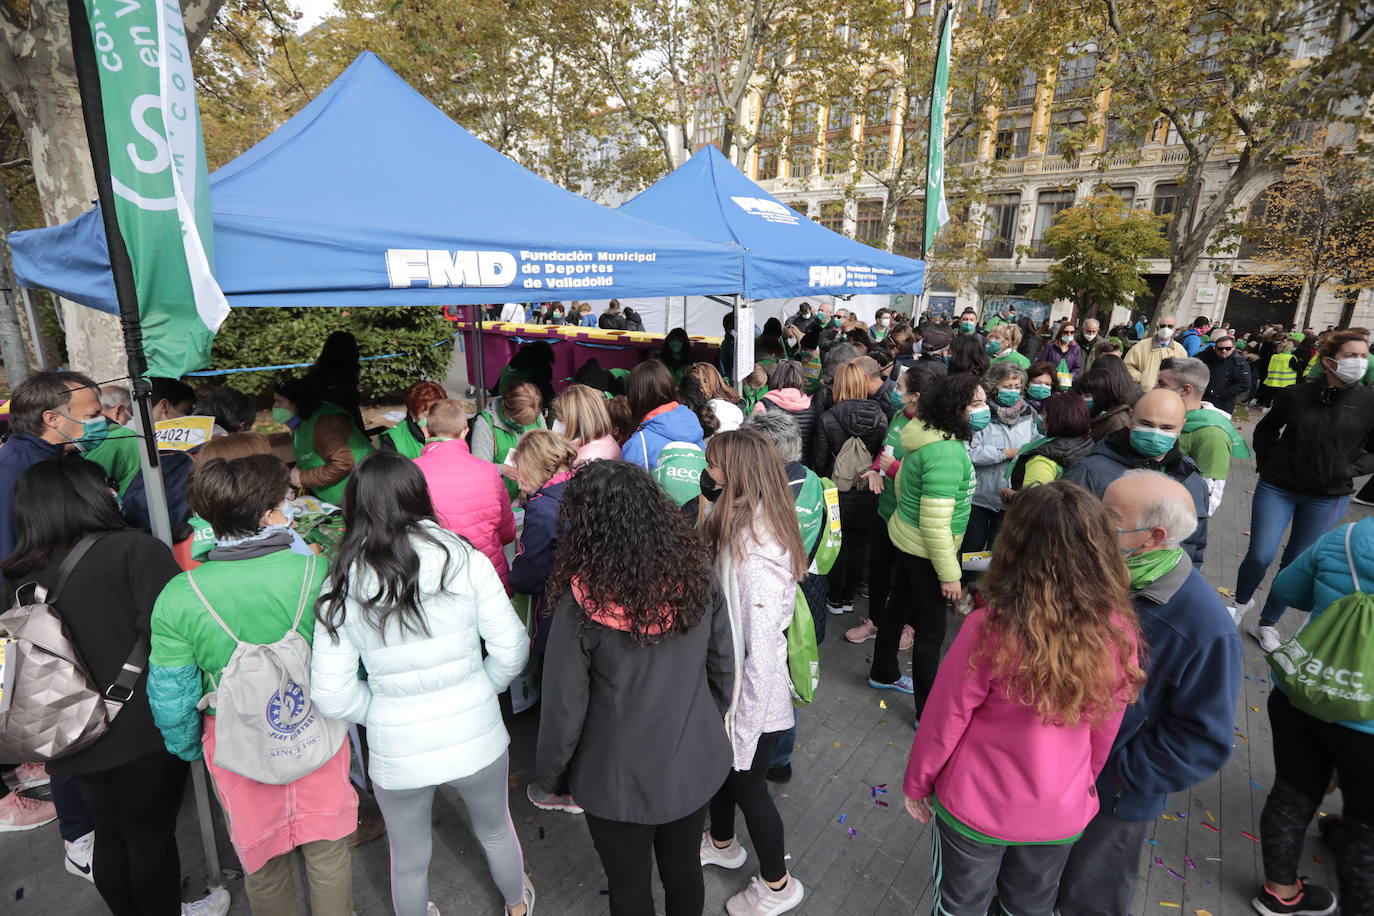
xmin=2 ymin=418 xmax=1358 ymax=915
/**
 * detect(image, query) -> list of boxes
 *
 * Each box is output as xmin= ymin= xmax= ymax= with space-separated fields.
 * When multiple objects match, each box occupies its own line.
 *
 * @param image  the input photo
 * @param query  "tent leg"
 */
xmin=191 ymin=762 xmax=224 ymax=890
xmin=472 ymin=305 xmax=488 ymax=411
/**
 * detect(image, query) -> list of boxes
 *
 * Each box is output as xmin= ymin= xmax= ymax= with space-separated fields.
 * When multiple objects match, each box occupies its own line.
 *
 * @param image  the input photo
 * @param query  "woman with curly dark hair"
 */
xmin=700 ymin=429 xmax=808 ymax=915
xmin=533 ymin=460 xmax=733 ymax=916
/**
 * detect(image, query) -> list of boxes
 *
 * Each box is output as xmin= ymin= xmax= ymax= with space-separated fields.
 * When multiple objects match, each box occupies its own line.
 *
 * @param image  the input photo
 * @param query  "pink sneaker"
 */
xmin=15 ymin=762 xmax=49 ymax=790
xmin=0 ymin=791 xmax=57 ymax=831
xmin=900 ymin=625 xmax=914 ymax=651
xmin=844 ymin=618 xmax=878 ymax=643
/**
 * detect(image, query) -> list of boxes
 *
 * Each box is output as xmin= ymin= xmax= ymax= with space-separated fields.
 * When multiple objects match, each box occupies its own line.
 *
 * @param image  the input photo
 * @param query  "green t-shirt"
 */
xmin=84 ymin=424 xmax=142 ymax=495
xmin=932 ymin=795 xmax=1081 ymax=846
xmin=151 ymin=550 xmax=328 ymax=701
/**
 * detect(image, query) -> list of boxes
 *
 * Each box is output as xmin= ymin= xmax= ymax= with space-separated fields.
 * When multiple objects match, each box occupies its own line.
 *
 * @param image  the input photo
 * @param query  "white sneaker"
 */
xmin=515 ymin=874 xmax=535 ymax=916
xmin=182 ymin=888 xmax=230 ymax=916
xmin=725 ymin=874 xmax=805 ymax=915
xmin=427 ymin=903 xmax=440 ymax=916
xmin=64 ymin=830 xmax=95 ymax=882
xmin=699 ymin=831 xmax=747 ymax=869
xmin=1250 ymin=622 xmax=1283 ymax=653
xmin=1229 ymin=598 xmax=1255 ymax=625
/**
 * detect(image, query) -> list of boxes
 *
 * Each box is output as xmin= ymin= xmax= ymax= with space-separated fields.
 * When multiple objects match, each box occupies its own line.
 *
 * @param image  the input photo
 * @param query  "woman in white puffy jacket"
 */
xmin=310 ymin=452 xmax=533 ymax=916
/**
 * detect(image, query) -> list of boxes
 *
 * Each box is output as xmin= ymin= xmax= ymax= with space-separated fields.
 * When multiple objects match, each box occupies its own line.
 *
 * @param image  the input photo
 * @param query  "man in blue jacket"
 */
xmin=1057 ymin=471 xmax=1243 ymax=916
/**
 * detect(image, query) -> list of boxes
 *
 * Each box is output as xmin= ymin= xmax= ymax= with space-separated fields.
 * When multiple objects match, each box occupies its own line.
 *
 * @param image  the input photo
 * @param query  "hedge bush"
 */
xmin=209 ymin=306 xmax=455 ymax=398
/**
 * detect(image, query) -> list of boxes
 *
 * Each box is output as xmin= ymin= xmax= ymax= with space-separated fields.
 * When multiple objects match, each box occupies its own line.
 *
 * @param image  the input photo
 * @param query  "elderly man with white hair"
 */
xmin=1056 ymin=470 xmax=1242 ymax=916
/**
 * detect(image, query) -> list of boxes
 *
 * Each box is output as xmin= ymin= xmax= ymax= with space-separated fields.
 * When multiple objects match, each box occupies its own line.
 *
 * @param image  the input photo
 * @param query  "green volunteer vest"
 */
xmin=292 ymin=402 xmax=376 ymax=505
xmin=381 ymin=421 xmax=425 ymax=459
xmin=479 ymin=407 xmax=541 ymax=501
xmin=188 ymin=515 xmax=215 ymax=561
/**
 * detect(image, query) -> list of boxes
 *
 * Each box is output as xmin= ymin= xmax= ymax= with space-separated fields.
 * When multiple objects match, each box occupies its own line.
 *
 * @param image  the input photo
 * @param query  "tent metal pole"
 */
xmin=18 ymin=288 xmax=46 ymax=369
xmin=472 ymin=305 xmax=488 ymax=411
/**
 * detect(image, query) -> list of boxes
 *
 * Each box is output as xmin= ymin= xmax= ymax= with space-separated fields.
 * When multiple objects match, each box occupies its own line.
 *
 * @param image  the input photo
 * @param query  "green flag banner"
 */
xmin=923 ymin=2 xmax=953 ymax=257
xmin=74 ymin=0 xmax=229 ymax=377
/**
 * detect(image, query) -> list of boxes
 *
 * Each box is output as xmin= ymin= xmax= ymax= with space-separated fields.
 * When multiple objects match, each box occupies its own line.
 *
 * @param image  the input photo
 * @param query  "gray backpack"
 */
xmin=832 ymin=435 xmax=875 ymax=492
xmin=188 ymin=555 xmax=344 ymax=785
xmin=0 ymin=533 xmax=144 ymax=761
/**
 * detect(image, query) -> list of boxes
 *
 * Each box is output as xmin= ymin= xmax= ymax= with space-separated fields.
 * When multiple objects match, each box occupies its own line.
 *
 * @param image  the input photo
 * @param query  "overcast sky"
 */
xmin=292 ymin=0 xmax=337 ymax=30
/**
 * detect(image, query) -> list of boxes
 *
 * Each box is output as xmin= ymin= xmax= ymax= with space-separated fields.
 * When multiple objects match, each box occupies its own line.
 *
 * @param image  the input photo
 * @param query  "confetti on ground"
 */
xmin=1196 ymin=910 xmax=1214 ymax=916
xmin=1250 ymin=706 xmax=1260 ymax=712
xmin=837 ymin=814 xmax=847 ymax=824
xmin=1241 ymin=831 xmax=1261 ymax=842
xmin=599 ymin=890 xmax=608 ymax=896
xmin=1167 ymin=868 xmax=1187 ymax=883
xmin=847 ymin=827 xmax=857 ymax=838
xmin=1160 ymin=814 xmax=1181 ymax=821
xmin=1160 ymin=902 xmax=1181 ymax=909
xmin=1315 ymin=856 xmax=1324 ymax=866
xmin=1201 ymin=823 xmax=1220 ymax=833
xmin=875 ymin=800 xmax=889 ymax=807
xmin=1206 ymin=856 xmax=1222 ymax=861
xmin=1207 ymin=811 xmax=1216 ymax=823
xmin=1250 ymin=780 xmax=1264 ymax=791
xmin=1149 ymin=839 xmax=1160 ymax=846
xmin=15 ymin=888 xmax=22 ymax=901
xmin=1176 ymin=812 xmax=1188 ymax=818
xmin=879 ymin=699 xmax=888 ymax=709
xmin=1185 ymin=856 xmax=1196 ymax=869
xmin=538 ymin=827 xmax=545 ymax=840
xmin=833 ymin=741 xmax=842 ymax=748
xmin=1155 ymin=857 xmax=1165 ymax=867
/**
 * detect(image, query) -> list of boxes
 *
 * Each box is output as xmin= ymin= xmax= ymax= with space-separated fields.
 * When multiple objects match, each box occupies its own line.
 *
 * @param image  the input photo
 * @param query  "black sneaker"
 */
xmin=765 ymin=765 xmax=792 ymax=784
xmin=1252 ymin=878 xmax=1337 ymax=916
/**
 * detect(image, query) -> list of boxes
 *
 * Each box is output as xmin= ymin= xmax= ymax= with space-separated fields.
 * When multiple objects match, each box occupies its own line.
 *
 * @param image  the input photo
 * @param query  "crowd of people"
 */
xmin=0 ymin=302 xmax=1371 ymax=916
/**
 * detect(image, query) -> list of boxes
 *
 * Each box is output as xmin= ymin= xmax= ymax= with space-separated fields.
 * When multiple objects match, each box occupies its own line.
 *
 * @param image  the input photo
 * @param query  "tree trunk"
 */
xmin=0 ymin=176 xmax=33 ymax=386
xmin=1296 ymin=276 xmax=1321 ymax=329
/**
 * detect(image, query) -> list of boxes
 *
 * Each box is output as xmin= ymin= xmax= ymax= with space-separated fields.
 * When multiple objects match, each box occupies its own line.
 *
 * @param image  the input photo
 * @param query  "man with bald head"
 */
xmin=1063 ymin=388 xmax=1210 ymax=563
xmin=1056 ymin=470 xmax=1242 ymax=916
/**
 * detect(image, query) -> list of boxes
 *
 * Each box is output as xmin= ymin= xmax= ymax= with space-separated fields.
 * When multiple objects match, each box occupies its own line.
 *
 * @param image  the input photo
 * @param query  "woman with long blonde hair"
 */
xmin=903 ymin=480 xmax=1144 ymax=916
xmin=510 ymin=430 xmax=579 ymax=655
xmin=552 ymin=384 xmax=621 ymax=465
xmin=699 ymin=429 xmax=807 ymax=915
xmin=685 ymin=362 xmax=744 ymax=433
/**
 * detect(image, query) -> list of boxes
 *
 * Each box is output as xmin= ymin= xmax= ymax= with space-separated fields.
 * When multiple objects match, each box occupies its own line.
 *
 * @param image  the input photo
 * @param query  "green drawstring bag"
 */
xmin=1055 ymin=357 xmax=1073 ymax=389
xmin=1269 ymin=524 xmax=1374 ymax=722
xmin=786 ymin=586 xmax=820 ymax=706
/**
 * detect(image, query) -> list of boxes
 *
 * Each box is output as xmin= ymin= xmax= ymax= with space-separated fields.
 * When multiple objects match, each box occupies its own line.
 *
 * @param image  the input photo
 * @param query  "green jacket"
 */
xmin=887 ymin=420 xmax=975 ymax=582
xmin=877 ymin=412 xmax=914 ymax=522
xmin=292 ymin=402 xmax=376 ymax=504
xmin=84 ymin=424 xmax=143 ymax=495
xmin=991 ymin=350 xmax=1030 ymax=370
xmin=1181 ymin=409 xmax=1251 ymax=480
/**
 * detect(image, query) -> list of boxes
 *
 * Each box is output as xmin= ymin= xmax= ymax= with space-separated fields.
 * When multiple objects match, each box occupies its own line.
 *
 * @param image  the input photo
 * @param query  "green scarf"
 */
xmin=1183 ymin=409 xmax=1252 ymax=459
xmin=1125 ymin=547 xmax=1185 ymax=589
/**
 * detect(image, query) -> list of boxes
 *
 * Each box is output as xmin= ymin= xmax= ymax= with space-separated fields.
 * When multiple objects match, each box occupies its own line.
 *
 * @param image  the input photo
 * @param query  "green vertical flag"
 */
xmin=74 ymin=0 xmax=229 ymax=377
xmin=923 ymin=2 xmax=954 ymax=256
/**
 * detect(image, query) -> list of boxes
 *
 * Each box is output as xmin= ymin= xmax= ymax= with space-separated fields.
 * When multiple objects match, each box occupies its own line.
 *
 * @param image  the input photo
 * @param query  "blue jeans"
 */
xmin=1235 ymin=480 xmax=1349 ymax=625
xmin=769 ymin=714 xmax=797 ymax=769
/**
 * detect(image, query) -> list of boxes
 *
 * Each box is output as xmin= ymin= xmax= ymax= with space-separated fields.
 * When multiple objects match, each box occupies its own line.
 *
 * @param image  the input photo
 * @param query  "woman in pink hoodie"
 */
xmin=903 ymin=480 xmax=1145 ymax=916
xmin=750 ymin=361 xmax=817 ymax=457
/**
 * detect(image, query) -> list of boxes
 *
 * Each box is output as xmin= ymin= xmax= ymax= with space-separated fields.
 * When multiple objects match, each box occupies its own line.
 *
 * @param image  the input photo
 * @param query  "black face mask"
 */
xmin=699 ymin=473 xmax=723 ymax=503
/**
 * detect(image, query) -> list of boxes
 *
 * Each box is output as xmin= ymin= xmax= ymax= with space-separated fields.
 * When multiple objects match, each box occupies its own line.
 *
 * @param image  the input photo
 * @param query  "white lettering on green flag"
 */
xmin=923 ymin=3 xmax=953 ymax=256
xmin=83 ymin=0 xmax=228 ymax=376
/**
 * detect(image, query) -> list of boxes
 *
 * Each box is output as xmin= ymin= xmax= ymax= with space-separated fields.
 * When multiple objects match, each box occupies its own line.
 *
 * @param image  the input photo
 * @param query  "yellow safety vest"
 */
xmin=1264 ymin=353 xmax=1297 ymax=389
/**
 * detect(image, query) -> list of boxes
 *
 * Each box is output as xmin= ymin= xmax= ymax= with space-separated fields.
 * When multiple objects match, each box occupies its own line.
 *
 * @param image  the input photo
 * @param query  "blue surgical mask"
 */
xmin=1028 ymin=383 xmax=1052 ymax=401
xmin=968 ymin=406 xmax=992 ymax=431
xmin=995 ymin=388 xmax=1021 ymax=407
xmin=888 ymin=386 xmax=905 ymax=407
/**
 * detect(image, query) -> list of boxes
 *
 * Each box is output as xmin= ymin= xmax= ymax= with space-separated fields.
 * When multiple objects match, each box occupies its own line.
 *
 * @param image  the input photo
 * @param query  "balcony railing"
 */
xmin=981 ymin=239 xmax=1015 ymax=259
xmin=1027 ymin=237 xmax=1054 ymax=258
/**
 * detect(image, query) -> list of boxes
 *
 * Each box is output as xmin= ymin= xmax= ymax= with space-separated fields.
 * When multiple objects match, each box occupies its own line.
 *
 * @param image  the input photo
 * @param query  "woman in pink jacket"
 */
xmin=903 ymin=480 xmax=1145 ymax=916
xmin=552 ymin=384 xmax=621 ymax=465
xmin=413 ymin=400 xmax=517 ymax=591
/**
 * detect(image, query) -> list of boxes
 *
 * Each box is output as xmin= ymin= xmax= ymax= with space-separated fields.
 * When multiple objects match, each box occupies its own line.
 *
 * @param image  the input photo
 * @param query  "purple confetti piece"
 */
xmin=15 ymin=888 xmax=23 ymax=901
xmin=599 ymin=890 xmax=609 ymax=896
xmin=1185 ymin=856 xmax=1196 ymax=869
xmin=1155 ymin=857 xmax=1165 ymax=867
xmin=538 ymin=827 xmax=545 ymax=840
xmin=875 ymin=784 xmax=888 ymax=791
xmin=1176 ymin=812 xmax=1188 ymax=818
xmin=847 ymin=827 xmax=857 ymax=838
xmin=875 ymin=799 xmax=889 ymax=807
xmin=1166 ymin=868 xmax=1187 ymax=883
xmin=838 ymin=813 xmax=847 ymax=824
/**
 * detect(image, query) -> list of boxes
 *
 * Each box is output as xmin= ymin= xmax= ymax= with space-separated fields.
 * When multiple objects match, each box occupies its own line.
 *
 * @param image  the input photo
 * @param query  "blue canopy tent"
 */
xmin=11 ymin=52 xmax=745 ymax=315
xmin=618 ymin=144 xmax=925 ymax=300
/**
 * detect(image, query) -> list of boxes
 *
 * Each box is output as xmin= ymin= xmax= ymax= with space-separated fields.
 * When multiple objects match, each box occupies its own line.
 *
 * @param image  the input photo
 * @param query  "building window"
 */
xmin=856 ymin=199 xmax=885 ymax=243
xmin=818 ymin=200 xmax=845 ymax=233
xmin=827 ymin=97 xmax=854 ymax=133
xmin=1152 ymin=182 xmax=1181 ymax=219
xmin=1105 ymin=115 xmax=1145 ymax=149
xmin=1031 ymin=189 xmax=1075 ymax=256
xmin=694 ymin=93 xmax=725 ymax=148
xmin=1109 ymin=184 xmax=1136 ymax=207
xmin=894 ymin=200 xmax=921 ymax=257
xmin=1046 ymin=109 xmax=1087 ymax=157
xmin=1003 ymin=68 xmax=1038 ymax=108
xmin=982 ymin=192 xmax=1020 ymax=258
xmin=790 ymin=147 xmax=814 ymax=178
xmin=994 ymin=114 xmax=1031 ymax=159
xmin=1055 ymin=43 xmax=1097 ymax=101
xmin=863 ymin=132 xmax=892 ymax=171
xmin=824 ymin=149 xmax=849 ymax=175
xmin=865 ymin=85 xmax=895 ymax=127
xmin=792 ymin=100 xmax=819 ymax=140
xmin=756 ymin=147 xmax=780 ymax=180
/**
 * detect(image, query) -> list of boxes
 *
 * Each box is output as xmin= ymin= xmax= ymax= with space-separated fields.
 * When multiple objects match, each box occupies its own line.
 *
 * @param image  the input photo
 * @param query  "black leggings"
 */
xmin=828 ymin=492 xmax=876 ymax=605
xmin=584 ymin=804 xmax=708 ymax=916
xmin=73 ymin=749 xmax=189 ymax=916
xmin=1261 ymin=690 xmax=1374 ymax=912
xmin=871 ymin=553 xmax=948 ymax=714
xmin=710 ymin=731 xmax=787 ymax=882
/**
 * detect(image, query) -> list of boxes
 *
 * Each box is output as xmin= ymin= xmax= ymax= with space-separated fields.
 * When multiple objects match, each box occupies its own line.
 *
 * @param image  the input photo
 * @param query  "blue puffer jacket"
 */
xmin=622 ymin=403 xmax=705 ymax=471
xmin=510 ymin=472 xmax=572 ymax=653
xmin=1272 ymin=518 xmax=1374 ymax=735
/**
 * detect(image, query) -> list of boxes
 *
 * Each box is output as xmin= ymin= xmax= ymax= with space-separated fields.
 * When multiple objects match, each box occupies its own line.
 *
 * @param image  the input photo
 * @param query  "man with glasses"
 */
xmin=1124 ymin=316 xmax=1188 ymax=391
xmin=1199 ymin=335 xmax=1252 ymax=414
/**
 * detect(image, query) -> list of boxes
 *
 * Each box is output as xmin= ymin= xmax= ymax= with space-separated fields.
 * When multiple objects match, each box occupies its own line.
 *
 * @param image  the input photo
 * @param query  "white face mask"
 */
xmin=551 ymin=417 xmax=567 ymax=437
xmin=1084 ymin=332 xmax=1098 ymax=342
xmin=1061 ymin=334 xmax=1075 ymax=345
xmin=1157 ymin=327 xmax=1176 ymax=341
xmin=879 ymin=317 xmax=891 ymax=328
xmin=1332 ymin=356 xmax=1367 ymax=385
